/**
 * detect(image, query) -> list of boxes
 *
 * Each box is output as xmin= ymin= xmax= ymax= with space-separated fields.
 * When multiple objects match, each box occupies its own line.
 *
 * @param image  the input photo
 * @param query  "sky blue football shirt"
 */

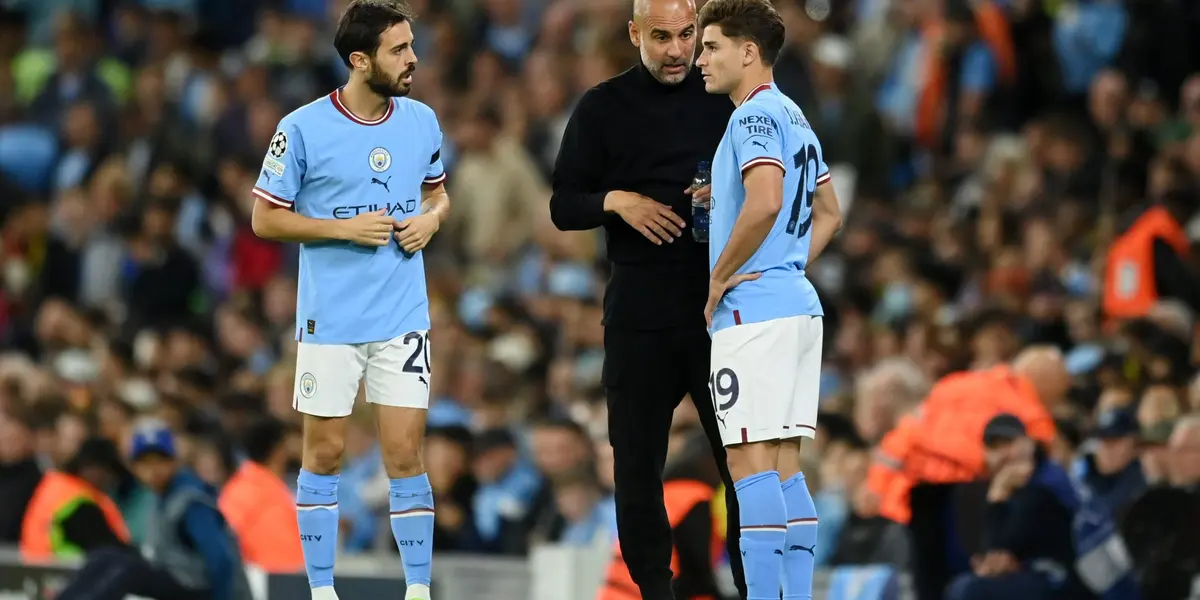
xmin=253 ymin=88 xmax=446 ymax=345
xmin=709 ymin=83 xmax=831 ymax=333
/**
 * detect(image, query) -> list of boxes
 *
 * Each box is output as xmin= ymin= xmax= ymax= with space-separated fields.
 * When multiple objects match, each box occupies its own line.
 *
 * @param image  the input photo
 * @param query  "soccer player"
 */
xmin=249 ymin=2 xmax=448 ymax=599
xmin=696 ymin=1 xmax=843 ymax=598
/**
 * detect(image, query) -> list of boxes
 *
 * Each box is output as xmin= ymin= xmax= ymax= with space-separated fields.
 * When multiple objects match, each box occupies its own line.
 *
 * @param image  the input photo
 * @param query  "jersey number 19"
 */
xmin=785 ymin=143 xmax=818 ymax=238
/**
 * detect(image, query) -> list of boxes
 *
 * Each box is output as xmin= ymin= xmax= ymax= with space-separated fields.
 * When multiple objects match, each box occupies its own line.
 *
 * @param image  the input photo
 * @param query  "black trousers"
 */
xmin=605 ymin=325 xmax=747 ymax=600
xmin=56 ymin=546 xmax=209 ymax=600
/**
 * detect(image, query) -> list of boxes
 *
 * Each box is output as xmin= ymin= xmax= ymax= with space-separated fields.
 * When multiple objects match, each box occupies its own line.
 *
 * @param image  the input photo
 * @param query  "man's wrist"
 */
xmin=602 ymin=191 xmax=626 ymax=213
xmin=329 ymin=219 xmax=350 ymax=241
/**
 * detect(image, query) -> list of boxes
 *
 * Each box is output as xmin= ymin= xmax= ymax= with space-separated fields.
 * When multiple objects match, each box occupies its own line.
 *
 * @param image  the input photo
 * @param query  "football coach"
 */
xmin=548 ymin=0 xmax=745 ymax=598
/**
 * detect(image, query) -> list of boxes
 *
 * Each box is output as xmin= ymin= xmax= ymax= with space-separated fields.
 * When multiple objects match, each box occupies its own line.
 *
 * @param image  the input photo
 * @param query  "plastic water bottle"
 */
xmin=690 ymin=160 xmax=711 ymax=243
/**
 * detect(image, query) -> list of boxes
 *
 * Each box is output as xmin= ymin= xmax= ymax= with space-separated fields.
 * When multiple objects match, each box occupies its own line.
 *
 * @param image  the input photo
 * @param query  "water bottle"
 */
xmin=690 ymin=160 xmax=711 ymax=243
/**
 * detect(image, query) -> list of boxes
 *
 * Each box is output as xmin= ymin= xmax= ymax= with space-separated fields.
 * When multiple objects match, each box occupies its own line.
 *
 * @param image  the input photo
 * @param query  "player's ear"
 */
xmin=741 ymin=40 xmax=756 ymax=67
xmin=348 ymin=50 xmax=370 ymax=73
xmin=628 ymin=20 xmax=641 ymax=47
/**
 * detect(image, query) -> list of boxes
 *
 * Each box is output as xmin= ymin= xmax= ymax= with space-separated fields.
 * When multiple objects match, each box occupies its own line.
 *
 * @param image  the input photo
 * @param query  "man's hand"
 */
xmin=394 ymin=212 xmax=440 ymax=253
xmin=685 ymin=183 xmax=711 ymax=208
xmin=703 ymin=272 xmax=761 ymax=328
xmin=337 ymin=209 xmax=395 ymax=247
xmin=987 ymin=459 xmax=1033 ymax=503
xmin=973 ymin=551 xmax=1019 ymax=577
xmin=605 ymin=190 xmax=685 ymax=245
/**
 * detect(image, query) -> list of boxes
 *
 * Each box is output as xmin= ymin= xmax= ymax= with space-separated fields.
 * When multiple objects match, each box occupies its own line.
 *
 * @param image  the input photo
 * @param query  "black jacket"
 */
xmin=550 ymin=63 xmax=734 ymax=330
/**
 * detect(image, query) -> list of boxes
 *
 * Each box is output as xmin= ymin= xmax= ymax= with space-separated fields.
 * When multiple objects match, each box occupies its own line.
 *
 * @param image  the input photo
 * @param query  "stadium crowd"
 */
xmin=0 ymin=0 xmax=1199 ymax=598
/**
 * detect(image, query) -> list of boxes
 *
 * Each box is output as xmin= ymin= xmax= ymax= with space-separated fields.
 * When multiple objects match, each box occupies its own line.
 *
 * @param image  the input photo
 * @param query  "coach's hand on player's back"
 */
xmin=604 ymin=190 xmax=685 ymax=245
xmin=338 ymin=209 xmax=395 ymax=246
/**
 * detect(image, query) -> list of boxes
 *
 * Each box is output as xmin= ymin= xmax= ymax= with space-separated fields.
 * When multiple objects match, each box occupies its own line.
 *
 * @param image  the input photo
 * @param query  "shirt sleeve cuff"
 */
xmin=584 ymin=191 xmax=609 ymax=224
xmin=423 ymin=172 xmax=447 ymax=185
xmin=252 ymin=187 xmax=293 ymax=207
xmin=740 ymin=157 xmax=785 ymax=174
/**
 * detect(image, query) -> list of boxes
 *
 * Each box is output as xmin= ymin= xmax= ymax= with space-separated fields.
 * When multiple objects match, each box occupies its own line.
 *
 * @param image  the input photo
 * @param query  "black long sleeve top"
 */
xmin=550 ymin=63 xmax=734 ymax=330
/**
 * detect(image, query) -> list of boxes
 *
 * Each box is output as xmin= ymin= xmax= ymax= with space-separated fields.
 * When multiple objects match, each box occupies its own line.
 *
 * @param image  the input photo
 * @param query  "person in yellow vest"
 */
xmin=1104 ymin=192 xmax=1199 ymax=324
xmin=20 ymin=437 xmax=131 ymax=560
xmin=598 ymin=428 xmax=728 ymax=600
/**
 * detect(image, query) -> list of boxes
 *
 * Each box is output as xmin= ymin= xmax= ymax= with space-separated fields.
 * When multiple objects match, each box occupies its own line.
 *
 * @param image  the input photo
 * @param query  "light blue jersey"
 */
xmin=253 ymin=88 xmax=446 ymax=345
xmin=709 ymin=83 xmax=830 ymax=333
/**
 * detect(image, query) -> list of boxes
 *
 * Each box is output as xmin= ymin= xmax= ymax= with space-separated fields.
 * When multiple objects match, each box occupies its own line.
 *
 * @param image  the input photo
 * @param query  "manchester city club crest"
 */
xmin=369 ymin=147 xmax=392 ymax=173
xmin=299 ymin=372 xmax=317 ymax=398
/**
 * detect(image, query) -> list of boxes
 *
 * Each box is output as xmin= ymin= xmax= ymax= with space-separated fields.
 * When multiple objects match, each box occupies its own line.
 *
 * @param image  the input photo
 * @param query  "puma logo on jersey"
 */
xmin=751 ymin=140 xmax=769 ymax=150
xmin=371 ymin=176 xmax=392 ymax=193
xmin=789 ymin=544 xmax=815 ymax=556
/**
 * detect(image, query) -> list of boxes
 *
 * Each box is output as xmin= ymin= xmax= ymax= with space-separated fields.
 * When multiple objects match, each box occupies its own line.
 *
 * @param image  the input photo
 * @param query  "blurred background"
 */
xmin=0 ymin=0 xmax=1199 ymax=598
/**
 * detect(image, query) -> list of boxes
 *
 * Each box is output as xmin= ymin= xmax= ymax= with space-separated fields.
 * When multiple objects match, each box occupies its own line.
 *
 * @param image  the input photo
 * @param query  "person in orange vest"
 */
xmin=865 ymin=345 xmax=1067 ymax=524
xmin=20 ymin=437 xmax=131 ymax=560
xmin=219 ymin=416 xmax=305 ymax=573
xmin=1104 ymin=192 xmax=1199 ymax=324
xmin=598 ymin=429 xmax=728 ymax=600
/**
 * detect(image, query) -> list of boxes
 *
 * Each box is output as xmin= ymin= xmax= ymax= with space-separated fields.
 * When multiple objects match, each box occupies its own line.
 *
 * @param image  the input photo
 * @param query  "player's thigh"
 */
xmin=783 ymin=315 xmax=823 ymax=441
xmin=710 ymin=319 xmax=799 ymax=447
xmin=364 ymin=330 xmax=431 ymax=410
xmin=294 ymin=341 xmax=367 ymax=418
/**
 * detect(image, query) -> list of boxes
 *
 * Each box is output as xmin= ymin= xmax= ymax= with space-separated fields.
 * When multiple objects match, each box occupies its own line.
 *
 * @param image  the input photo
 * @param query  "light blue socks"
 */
xmin=297 ymin=469 xmax=340 ymax=590
xmin=389 ymin=473 xmax=435 ymax=587
xmin=782 ymin=472 xmax=819 ymax=599
xmin=735 ymin=471 xmax=787 ymax=600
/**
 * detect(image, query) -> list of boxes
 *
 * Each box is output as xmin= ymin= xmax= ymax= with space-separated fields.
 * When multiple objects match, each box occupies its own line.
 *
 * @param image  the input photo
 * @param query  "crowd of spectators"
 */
xmin=0 ymin=0 xmax=1199 ymax=598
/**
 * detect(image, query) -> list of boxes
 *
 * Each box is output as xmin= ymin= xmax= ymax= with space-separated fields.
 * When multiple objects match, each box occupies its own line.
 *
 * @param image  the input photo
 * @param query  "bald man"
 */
xmin=550 ymin=0 xmax=745 ymax=597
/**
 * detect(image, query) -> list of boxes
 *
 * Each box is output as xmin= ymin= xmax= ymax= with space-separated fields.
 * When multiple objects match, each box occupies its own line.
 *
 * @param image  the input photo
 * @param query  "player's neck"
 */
xmin=339 ymin=81 xmax=392 ymax=122
xmin=730 ymin=69 xmax=774 ymax=108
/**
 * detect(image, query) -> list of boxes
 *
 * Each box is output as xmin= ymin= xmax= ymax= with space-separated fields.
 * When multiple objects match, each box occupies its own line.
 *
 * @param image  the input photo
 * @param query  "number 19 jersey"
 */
xmin=709 ymin=83 xmax=831 ymax=334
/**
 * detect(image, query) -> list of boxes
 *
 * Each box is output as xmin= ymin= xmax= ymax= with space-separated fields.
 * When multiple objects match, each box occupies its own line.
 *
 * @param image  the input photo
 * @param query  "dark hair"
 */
xmin=242 ymin=416 xmax=290 ymax=464
xmin=333 ymin=0 xmax=416 ymax=67
xmin=698 ymin=0 xmax=786 ymax=66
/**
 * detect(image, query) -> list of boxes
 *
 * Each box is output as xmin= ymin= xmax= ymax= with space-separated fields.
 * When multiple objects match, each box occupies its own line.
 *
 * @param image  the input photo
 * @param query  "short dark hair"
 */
xmin=698 ymin=0 xmax=786 ymax=66
xmin=333 ymin=0 xmax=416 ymax=67
xmin=242 ymin=416 xmax=290 ymax=464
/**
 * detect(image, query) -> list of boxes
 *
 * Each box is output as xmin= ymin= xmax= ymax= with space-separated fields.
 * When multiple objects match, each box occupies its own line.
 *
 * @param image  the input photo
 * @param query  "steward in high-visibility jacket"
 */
xmin=1103 ymin=201 xmax=1195 ymax=324
xmin=597 ymin=478 xmax=725 ymax=600
xmin=867 ymin=360 xmax=1058 ymax=524
xmin=20 ymin=438 xmax=131 ymax=559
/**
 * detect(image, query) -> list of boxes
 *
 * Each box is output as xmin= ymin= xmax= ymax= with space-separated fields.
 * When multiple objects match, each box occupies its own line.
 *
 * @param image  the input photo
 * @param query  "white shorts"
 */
xmin=293 ymin=331 xmax=431 ymax=418
xmin=710 ymin=315 xmax=822 ymax=446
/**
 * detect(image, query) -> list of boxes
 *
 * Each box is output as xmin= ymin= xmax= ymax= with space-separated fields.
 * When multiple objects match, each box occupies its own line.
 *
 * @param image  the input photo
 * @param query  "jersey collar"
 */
xmin=330 ymin=87 xmax=394 ymax=126
xmin=740 ymin=82 xmax=773 ymax=105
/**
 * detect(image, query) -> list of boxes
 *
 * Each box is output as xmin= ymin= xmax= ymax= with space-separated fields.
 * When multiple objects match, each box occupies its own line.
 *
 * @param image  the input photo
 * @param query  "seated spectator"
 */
xmin=0 ymin=404 xmax=42 ymax=544
xmin=1122 ymin=416 xmax=1200 ymax=599
xmin=947 ymin=415 xmax=1096 ymax=600
xmin=57 ymin=422 xmax=251 ymax=600
xmin=549 ymin=469 xmax=614 ymax=547
xmin=829 ymin=445 xmax=910 ymax=571
xmin=19 ymin=437 xmax=130 ymax=560
xmin=425 ymin=426 xmax=477 ymax=551
xmin=1073 ymin=408 xmax=1146 ymax=518
xmin=219 ymin=416 xmax=304 ymax=573
xmin=470 ymin=428 xmax=541 ymax=554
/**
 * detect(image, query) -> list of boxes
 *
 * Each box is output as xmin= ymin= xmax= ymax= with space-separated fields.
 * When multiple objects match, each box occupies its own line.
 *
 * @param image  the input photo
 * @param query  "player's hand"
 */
xmin=393 ymin=212 xmax=440 ymax=253
xmin=606 ymin=191 xmax=685 ymax=245
xmin=703 ymin=272 xmax=762 ymax=328
xmin=339 ymin=209 xmax=395 ymax=247
xmin=685 ymin=184 xmax=712 ymax=208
